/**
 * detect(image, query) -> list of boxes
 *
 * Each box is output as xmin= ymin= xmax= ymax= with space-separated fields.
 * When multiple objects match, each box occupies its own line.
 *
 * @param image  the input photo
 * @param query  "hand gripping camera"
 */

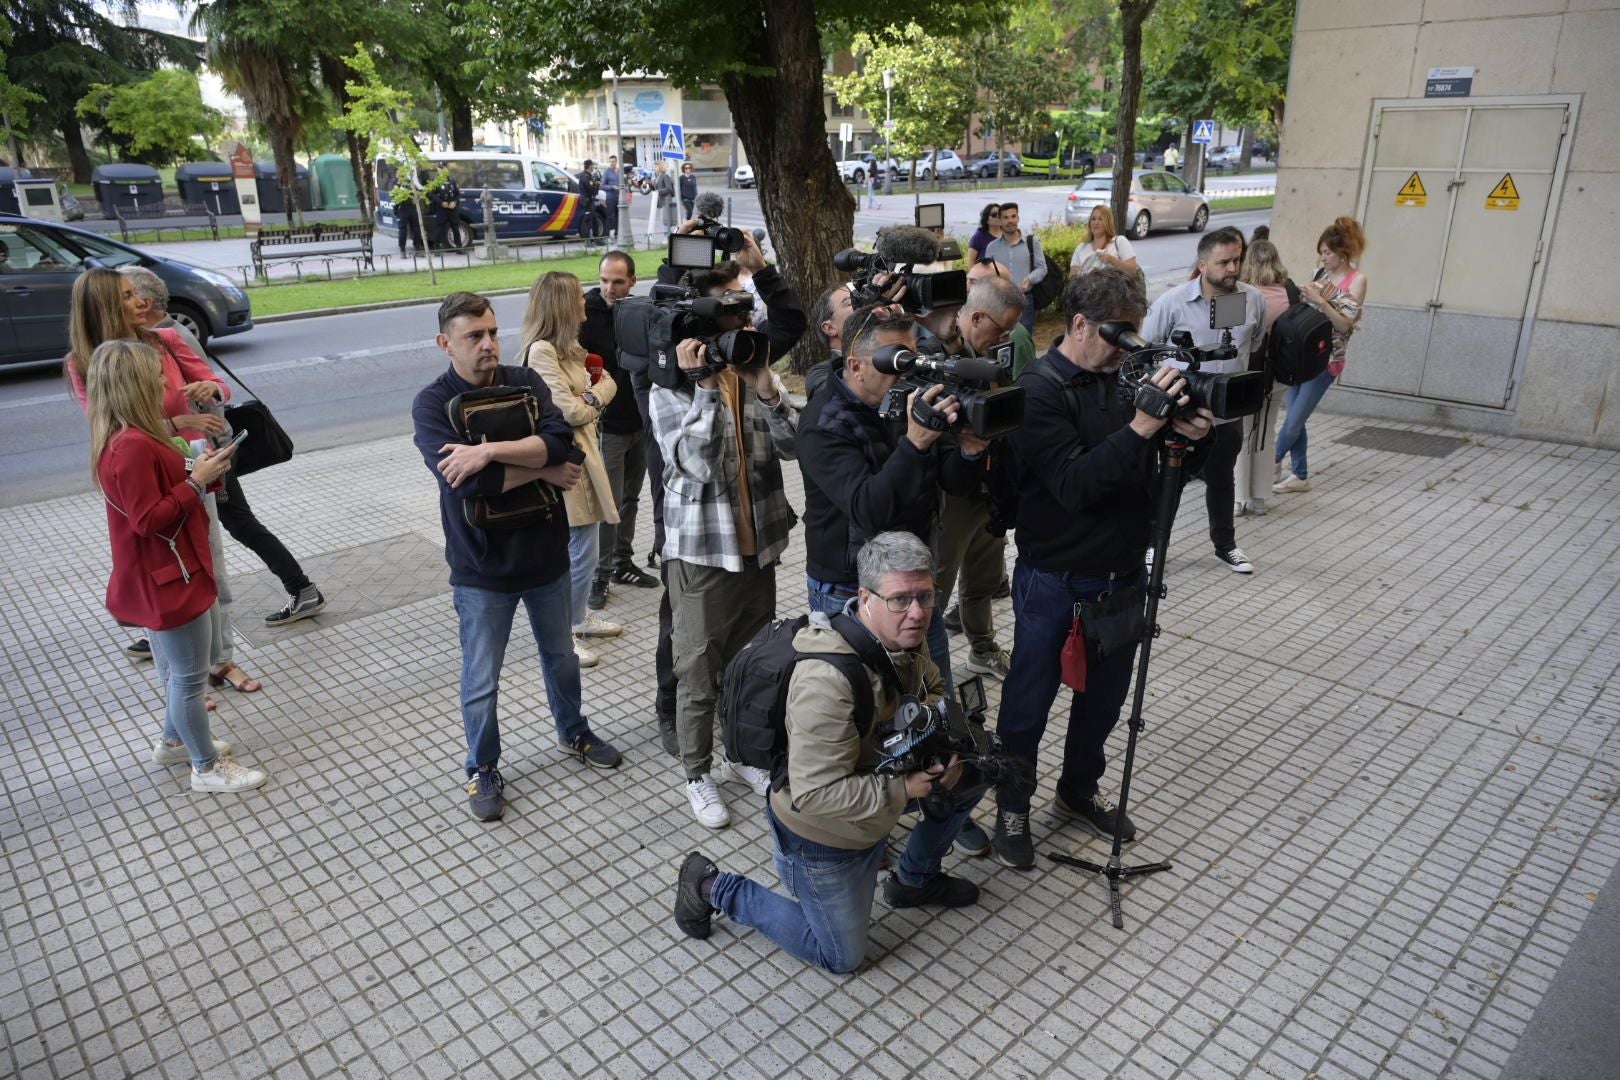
xmin=614 ymin=284 xmax=773 ymax=389
xmin=873 ymin=676 xmax=1030 ymax=812
xmin=871 ymin=344 xmax=1024 ymax=440
xmin=833 ymin=226 xmax=967 ymax=314
xmin=1101 ymin=291 xmax=1267 ymax=422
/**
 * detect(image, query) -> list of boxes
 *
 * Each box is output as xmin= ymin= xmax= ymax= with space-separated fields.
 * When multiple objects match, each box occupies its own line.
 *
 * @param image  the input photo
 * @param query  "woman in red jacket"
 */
xmin=88 ymin=339 xmax=268 ymax=792
xmin=67 ymin=268 xmax=263 ymax=699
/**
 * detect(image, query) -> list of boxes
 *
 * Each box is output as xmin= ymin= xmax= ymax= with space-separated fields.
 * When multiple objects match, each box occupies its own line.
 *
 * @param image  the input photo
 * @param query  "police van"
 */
xmin=374 ymin=150 xmax=586 ymax=245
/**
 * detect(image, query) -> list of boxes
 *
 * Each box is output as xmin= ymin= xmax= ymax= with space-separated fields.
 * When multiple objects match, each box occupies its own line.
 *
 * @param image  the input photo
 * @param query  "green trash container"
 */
xmin=311 ymin=154 xmax=359 ymax=210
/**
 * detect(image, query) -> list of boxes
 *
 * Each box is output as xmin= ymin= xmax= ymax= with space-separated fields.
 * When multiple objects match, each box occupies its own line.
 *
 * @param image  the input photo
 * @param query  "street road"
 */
xmin=0 ymin=204 xmax=1269 ymax=508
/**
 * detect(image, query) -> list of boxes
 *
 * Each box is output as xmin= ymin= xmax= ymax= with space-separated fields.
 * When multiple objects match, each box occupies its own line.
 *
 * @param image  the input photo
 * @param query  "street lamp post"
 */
xmin=610 ymin=70 xmax=631 ymax=247
xmin=882 ymin=67 xmax=894 ymax=196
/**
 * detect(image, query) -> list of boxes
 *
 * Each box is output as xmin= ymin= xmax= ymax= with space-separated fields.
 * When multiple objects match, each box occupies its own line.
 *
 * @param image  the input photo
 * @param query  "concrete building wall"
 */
xmin=1277 ymin=0 xmax=1620 ymax=447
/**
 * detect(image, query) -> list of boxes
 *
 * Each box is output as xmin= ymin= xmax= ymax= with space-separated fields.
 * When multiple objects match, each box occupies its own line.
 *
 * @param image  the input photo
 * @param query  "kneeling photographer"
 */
xmin=674 ymin=531 xmax=988 ymax=974
xmin=991 ymin=269 xmax=1212 ymax=869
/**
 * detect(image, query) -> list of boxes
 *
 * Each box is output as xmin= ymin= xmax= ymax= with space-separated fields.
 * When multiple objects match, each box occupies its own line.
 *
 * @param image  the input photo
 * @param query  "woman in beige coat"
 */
xmin=521 ymin=271 xmax=624 ymax=658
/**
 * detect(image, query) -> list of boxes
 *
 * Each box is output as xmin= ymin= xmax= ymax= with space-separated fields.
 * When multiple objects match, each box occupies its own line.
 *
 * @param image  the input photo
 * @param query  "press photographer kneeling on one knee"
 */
xmin=674 ymin=531 xmax=984 ymax=974
xmin=991 ymin=268 xmax=1212 ymax=869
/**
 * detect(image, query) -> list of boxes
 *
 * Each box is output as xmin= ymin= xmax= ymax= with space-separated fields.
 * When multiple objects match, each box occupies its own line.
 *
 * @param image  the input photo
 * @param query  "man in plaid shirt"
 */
xmin=650 ymin=328 xmax=799 ymax=830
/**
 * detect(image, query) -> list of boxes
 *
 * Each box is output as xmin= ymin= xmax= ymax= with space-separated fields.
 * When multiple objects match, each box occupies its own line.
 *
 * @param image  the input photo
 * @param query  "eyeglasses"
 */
xmin=871 ymin=590 xmax=937 ymax=613
xmin=979 ymin=310 xmax=1020 ymax=339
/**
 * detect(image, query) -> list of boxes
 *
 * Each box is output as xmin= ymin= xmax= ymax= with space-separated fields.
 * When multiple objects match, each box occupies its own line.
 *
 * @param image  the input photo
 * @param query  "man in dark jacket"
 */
xmin=678 ymin=161 xmax=698 ymax=219
xmin=426 ymin=170 xmax=462 ymax=250
xmin=580 ymin=250 xmax=659 ymax=610
xmin=990 ymin=268 xmax=1211 ymax=869
xmin=412 ymin=292 xmax=624 ymax=823
xmin=576 ymin=160 xmax=602 ymax=243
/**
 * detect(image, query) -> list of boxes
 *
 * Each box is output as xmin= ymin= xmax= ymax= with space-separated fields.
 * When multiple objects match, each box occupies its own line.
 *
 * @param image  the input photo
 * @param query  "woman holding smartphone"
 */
xmin=1274 ymin=216 xmax=1368 ymax=493
xmin=88 ymin=339 xmax=267 ymax=792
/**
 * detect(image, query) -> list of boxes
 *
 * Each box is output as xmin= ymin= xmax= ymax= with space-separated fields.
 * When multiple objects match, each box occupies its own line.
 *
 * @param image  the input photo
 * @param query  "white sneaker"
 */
xmin=151 ymin=737 xmax=231 ymax=766
xmin=573 ymin=612 xmax=624 ymax=639
xmin=1273 ymin=473 xmax=1311 ymax=494
xmin=686 ymin=775 xmax=731 ymax=829
xmin=190 ymin=758 xmax=267 ymax=794
xmin=1274 ymin=459 xmax=1284 ymax=485
xmin=574 ymin=639 xmax=599 ymax=668
xmin=716 ymin=758 xmax=772 ymax=797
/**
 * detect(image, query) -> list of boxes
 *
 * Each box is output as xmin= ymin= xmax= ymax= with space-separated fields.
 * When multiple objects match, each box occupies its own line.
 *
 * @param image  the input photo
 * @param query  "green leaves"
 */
xmin=828 ymin=22 xmax=977 ymax=165
xmin=75 ymin=70 xmax=226 ymax=166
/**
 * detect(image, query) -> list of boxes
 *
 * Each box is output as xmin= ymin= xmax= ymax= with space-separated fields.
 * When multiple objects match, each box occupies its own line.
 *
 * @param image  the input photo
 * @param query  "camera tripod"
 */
xmin=1047 ymin=431 xmax=1187 ymax=929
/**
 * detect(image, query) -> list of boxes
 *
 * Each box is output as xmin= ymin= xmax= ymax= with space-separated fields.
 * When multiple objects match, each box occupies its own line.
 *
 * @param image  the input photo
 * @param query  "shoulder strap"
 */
xmin=1025 ymin=235 xmax=1035 ymax=263
xmin=797 ymin=649 xmax=879 ymax=737
xmin=827 ymin=612 xmax=901 ymax=697
xmin=204 ymin=349 xmax=263 ymax=403
xmin=1284 ymin=278 xmax=1301 ymax=308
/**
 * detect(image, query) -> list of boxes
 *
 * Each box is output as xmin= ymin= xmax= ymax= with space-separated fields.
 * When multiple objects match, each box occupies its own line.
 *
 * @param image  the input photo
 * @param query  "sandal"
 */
xmin=209 ymin=663 xmax=262 ymax=693
xmin=206 ymin=695 xmax=218 ymax=713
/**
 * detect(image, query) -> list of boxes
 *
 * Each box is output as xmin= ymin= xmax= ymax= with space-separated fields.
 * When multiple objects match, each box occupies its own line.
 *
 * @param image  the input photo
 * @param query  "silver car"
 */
xmin=1063 ymin=171 xmax=1209 ymax=239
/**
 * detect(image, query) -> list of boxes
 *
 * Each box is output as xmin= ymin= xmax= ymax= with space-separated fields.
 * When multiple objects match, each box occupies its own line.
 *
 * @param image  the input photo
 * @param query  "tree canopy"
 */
xmin=77 ymin=69 xmax=226 ymax=166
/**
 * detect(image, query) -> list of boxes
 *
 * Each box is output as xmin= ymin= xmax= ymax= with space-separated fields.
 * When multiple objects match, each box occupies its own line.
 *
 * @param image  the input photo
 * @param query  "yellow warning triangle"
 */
xmin=1489 ymin=174 xmax=1519 ymax=200
xmin=1398 ymin=172 xmax=1426 ymax=198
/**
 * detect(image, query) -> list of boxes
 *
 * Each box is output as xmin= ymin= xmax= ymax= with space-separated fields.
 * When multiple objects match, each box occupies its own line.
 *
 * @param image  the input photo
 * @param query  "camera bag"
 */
xmin=444 ymin=383 xmax=563 ymax=530
xmin=1264 ymin=279 xmax=1334 ymax=386
xmin=720 ymin=612 xmax=901 ymax=793
xmin=1025 ymin=236 xmax=1066 ymax=312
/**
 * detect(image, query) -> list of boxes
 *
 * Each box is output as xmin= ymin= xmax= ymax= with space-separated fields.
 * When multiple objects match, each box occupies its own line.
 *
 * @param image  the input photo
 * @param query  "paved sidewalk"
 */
xmin=1 ymin=412 xmax=1616 ymax=1079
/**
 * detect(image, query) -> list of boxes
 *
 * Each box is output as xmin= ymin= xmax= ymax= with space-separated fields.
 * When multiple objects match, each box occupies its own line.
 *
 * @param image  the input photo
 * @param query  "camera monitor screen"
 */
xmin=668 ymin=233 xmax=718 ymax=271
xmin=914 ymin=202 xmax=946 ymax=230
xmin=1210 ymin=291 xmax=1247 ymax=330
xmin=957 ymin=675 xmax=987 ymax=715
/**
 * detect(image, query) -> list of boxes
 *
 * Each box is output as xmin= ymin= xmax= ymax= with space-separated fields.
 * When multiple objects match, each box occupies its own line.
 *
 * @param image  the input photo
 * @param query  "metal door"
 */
xmin=1350 ymin=99 xmax=1573 ymax=408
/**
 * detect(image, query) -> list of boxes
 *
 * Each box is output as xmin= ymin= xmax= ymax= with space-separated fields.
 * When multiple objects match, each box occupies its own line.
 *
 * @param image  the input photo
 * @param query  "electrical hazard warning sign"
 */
xmin=1396 ymin=172 xmax=1427 ymax=207
xmin=1486 ymin=174 xmax=1520 ymax=210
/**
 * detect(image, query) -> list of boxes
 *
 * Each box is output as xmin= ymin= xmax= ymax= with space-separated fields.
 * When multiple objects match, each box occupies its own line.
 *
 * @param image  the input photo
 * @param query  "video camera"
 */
xmin=871 ymin=344 xmax=1023 ymax=440
xmin=614 ymin=283 xmax=772 ymax=389
xmin=873 ymin=676 xmax=1030 ymax=812
xmin=1101 ymin=291 xmax=1267 ymax=421
xmin=833 ymin=226 xmax=967 ymax=314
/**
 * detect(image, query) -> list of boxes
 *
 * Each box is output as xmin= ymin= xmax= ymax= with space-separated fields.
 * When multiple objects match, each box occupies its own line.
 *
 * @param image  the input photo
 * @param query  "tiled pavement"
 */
xmin=1 ymin=412 xmax=1616 ymax=1079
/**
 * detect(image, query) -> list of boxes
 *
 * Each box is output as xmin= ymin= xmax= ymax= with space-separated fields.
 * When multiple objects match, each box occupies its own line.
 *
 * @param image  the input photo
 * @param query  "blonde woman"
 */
xmin=87 ymin=339 xmax=265 ymax=792
xmin=520 ymin=271 xmax=623 ymax=661
xmin=1070 ymin=205 xmax=1140 ymax=279
xmin=1236 ymin=239 xmax=1292 ymax=516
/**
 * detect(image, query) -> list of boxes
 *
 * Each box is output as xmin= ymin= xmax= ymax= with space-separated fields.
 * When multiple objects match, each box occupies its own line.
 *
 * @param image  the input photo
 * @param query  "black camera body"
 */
xmin=873 ymin=677 xmax=1028 ymax=810
xmin=695 ymin=216 xmax=747 ymax=255
xmin=832 ymin=247 xmax=967 ymax=314
xmin=614 ymin=285 xmax=772 ymax=389
xmin=1101 ymin=295 xmax=1267 ymax=422
xmin=871 ymin=344 xmax=1024 ymax=440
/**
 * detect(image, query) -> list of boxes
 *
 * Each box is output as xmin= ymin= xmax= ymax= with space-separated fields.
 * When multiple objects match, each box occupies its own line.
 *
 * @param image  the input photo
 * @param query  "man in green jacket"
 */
xmin=673 ymin=531 xmax=984 ymax=973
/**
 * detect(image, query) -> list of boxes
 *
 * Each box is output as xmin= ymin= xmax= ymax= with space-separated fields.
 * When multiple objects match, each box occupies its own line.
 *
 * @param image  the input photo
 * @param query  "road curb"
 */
xmin=254 ymin=286 xmax=538 ymax=325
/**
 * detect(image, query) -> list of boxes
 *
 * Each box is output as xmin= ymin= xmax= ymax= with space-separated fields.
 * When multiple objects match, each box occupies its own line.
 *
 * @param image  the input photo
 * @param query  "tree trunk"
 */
xmin=1110 ymin=0 xmax=1158 ymax=233
xmin=451 ymin=102 xmax=474 ymax=151
xmin=1238 ymin=125 xmax=1253 ymax=172
xmin=272 ymin=134 xmax=299 ymax=225
xmin=63 ymin=116 xmax=93 ymax=184
xmin=721 ymin=0 xmax=852 ymax=374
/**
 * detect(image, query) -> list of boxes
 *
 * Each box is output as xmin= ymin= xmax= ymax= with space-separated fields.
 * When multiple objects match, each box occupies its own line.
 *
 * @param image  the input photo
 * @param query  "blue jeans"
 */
xmin=994 ymin=561 xmax=1140 ymax=813
xmin=711 ymin=797 xmax=980 ymax=974
xmin=1274 ymin=370 xmax=1335 ymax=479
xmin=452 ymin=576 xmax=588 ymax=776
xmin=566 ymin=524 xmax=597 ymax=629
xmin=806 ymin=575 xmax=953 ymax=692
xmin=149 ymin=610 xmax=218 ymax=770
xmin=1019 ymin=295 xmax=1036 ymax=333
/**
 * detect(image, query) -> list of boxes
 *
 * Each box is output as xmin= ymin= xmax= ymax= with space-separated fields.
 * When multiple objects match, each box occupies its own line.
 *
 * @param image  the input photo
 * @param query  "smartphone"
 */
xmin=224 ymin=428 xmax=250 ymax=450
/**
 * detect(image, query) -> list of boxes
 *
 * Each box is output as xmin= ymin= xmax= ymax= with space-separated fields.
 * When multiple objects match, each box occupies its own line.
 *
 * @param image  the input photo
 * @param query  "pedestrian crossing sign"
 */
xmin=1192 ymin=119 xmax=1216 ymax=145
xmin=660 ymin=123 xmax=685 ymax=161
xmin=1396 ymin=172 xmax=1427 ymax=207
xmin=1486 ymin=173 xmax=1520 ymax=210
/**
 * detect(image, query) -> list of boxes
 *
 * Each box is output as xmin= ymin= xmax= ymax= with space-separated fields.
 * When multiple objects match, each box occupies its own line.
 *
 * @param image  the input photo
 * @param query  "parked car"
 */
xmin=0 ymin=215 xmax=253 ymax=368
xmin=733 ymin=163 xmax=755 ymax=188
xmin=901 ymin=150 xmax=966 ymax=181
xmin=969 ymin=151 xmax=1023 ymax=178
xmin=836 ymin=152 xmax=897 ymax=184
xmin=1206 ymin=145 xmax=1242 ymax=170
xmin=1063 ymin=172 xmax=1209 ymax=239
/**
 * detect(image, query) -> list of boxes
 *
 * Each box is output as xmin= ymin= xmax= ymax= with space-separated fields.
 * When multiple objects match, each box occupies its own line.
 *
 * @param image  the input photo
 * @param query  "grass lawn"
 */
xmin=1209 ymin=194 xmax=1275 ymax=213
xmin=244 ymin=251 xmax=611 ymax=317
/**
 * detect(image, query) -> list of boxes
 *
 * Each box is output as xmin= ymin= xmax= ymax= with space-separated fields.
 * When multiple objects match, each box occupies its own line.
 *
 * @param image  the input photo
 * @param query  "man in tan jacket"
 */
xmin=673 ymin=531 xmax=984 ymax=973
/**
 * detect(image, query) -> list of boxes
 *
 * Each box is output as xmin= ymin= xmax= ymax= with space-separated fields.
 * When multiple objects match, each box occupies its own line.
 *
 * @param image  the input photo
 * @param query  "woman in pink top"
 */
xmin=1235 ymin=239 xmax=1293 ymax=516
xmin=67 ymin=268 xmax=263 ymax=701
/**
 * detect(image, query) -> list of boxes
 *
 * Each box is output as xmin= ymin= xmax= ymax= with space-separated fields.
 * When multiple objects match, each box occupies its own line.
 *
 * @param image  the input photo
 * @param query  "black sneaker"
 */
xmin=466 ymin=768 xmax=505 ymax=821
xmin=674 ymin=852 xmax=718 ymax=940
xmin=123 ymin=638 xmax=153 ymax=661
xmin=943 ymin=605 xmax=963 ymax=635
xmin=1214 ymin=546 xmax=1254 ymax=574
xmin=588 ymin=577 xmax=610 ymax=610
xmin=265 ymin=586 xmax=326 ymax=626
xmin=611 ymin=564 xmax=659 ymax=589
xmin=1054 ymin=791 xmax=1137 ymax=842
xmin=992 ymin=808 xmax=1035 ymax=870
xmin=992 ymin=577 xmax=1011 ymax=600
xmin=657 ymin=714 xmax=679 ymax=758
xmin=883 ymin=871 xmax=979 ymax=909
xmin=563 ymin=733 xmax=623 ymax=770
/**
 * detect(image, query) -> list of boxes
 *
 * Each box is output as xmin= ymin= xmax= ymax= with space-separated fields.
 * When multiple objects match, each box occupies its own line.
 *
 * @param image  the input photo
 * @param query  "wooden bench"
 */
xmin=250 ymin=223 xmax=374 ymax=280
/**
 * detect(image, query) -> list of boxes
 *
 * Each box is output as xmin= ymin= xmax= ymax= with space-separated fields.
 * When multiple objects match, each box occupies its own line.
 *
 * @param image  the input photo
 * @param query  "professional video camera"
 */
xmin=873 ymin=676 xmax=1030 ymax=811
xmin=614 ymin=282 xmax=772 ymax=389
xmin=685 ymin=191 xmax=748 ymax=257
xmin=1100 ymin=291 xmax=1267 ymax=421
xmin=870 ymin=343 xmax=1023 ymax=440
xmin=833 ymin=226 xmax=967 ymax=313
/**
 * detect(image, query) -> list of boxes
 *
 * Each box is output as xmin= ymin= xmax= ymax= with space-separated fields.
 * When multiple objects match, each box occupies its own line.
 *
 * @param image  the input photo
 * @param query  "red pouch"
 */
xmin=1060 ymin=611 xmax=1087 ymax=691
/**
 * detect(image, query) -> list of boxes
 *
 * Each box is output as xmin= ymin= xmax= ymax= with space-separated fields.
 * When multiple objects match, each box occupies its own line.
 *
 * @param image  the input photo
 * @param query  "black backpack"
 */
xmin=720 ymin=612 xmax=900 ymax=793
xmin=1026 ymin=236 xmax=1066 ymax=312
xmin=1264 ymin=279 xmax=1334 ymax=386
